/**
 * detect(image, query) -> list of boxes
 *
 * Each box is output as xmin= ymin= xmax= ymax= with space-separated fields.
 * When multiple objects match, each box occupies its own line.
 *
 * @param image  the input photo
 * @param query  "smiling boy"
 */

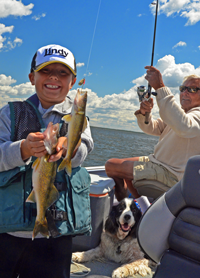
xmin=0 ymin=44 xmax=94 ymax=278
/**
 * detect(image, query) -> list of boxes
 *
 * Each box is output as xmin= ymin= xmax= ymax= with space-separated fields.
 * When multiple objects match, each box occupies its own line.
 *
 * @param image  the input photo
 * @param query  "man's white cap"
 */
xmin=31 ymin=44 xmax=77 ymax=76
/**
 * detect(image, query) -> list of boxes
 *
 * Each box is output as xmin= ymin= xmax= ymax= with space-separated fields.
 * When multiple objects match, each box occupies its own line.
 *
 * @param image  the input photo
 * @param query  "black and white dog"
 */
xmin=72 ymin=198 xmax=152 ymax=278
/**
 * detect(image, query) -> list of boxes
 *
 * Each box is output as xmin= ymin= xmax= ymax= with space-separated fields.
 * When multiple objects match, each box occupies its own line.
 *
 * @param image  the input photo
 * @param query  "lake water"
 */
xmin=82 ymin=126 xmax=159 ymax=167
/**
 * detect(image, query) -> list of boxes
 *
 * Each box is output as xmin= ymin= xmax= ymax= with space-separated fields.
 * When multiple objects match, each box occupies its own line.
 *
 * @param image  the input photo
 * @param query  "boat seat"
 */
xmin=137 ymin=155 xmax=200 ymax=278
xmin=133 ymin=179 xmax=171 ymax=199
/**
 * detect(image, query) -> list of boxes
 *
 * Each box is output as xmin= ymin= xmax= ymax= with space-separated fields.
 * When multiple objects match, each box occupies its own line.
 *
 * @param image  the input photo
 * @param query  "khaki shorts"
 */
xmin=133 ymin=156 xmax=178 ymax=188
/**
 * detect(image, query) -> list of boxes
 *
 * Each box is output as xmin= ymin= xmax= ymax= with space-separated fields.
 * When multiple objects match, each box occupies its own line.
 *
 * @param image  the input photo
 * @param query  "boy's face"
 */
xmin=29 ymin=63 xmax=76 ymax=108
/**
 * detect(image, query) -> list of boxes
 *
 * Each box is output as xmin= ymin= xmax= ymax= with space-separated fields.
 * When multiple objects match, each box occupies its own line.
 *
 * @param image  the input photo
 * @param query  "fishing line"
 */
xmin=78 ymin=0 xmax=102 ymax=87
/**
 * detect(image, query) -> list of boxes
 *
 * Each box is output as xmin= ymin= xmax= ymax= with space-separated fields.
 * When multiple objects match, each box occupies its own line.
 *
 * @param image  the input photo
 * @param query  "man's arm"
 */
xmin=145 ymin=66 xmax=200 ymax=138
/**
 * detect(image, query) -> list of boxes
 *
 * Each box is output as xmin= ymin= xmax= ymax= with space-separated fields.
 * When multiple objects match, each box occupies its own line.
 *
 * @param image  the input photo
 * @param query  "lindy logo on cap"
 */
xmin=44 ymin=48 xmax=68 ymax=58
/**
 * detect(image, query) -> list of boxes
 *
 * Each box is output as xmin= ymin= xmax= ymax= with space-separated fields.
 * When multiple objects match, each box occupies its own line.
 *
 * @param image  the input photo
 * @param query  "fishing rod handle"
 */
xmin=145 ymin=112 xmax=150 ymax=124
xmin=144 ymin=84 xmax=152 ymax=124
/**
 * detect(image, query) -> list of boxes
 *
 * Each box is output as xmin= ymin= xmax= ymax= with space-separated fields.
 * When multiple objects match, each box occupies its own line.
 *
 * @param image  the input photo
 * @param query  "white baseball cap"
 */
xmin=30 ymin=44 xmax=77 ymax=76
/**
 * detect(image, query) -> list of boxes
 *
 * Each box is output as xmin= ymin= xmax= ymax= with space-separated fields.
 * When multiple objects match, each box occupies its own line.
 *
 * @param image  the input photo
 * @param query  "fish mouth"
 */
xmin=119 ymin=223 xmax=131 ymax=233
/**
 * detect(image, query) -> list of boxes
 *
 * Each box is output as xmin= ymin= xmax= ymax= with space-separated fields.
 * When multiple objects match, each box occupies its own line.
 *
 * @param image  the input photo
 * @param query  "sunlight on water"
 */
xmin=82 ymin=126 xmax=158 ymax=167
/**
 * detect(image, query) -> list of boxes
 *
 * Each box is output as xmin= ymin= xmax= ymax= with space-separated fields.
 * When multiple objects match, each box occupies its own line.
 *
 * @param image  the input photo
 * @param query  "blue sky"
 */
xmin=1 ymin=0 xmax=200 ymax=131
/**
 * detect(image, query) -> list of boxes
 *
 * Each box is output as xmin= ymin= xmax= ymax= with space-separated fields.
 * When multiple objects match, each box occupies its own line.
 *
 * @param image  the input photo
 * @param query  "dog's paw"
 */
xmin=112 ymin=267 xmax=128 ymax=278
xmin=137 ymin=264 xmax=152 ymax=277
xmin=112 ymin=262 xmax=152 ymax=278
xmin=72 ymin=252 xmax=84 ymax=263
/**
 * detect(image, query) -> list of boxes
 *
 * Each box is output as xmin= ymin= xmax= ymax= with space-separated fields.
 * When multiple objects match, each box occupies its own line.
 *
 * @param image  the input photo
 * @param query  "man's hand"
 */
xmin=145 ymin=66 xmax=165 ymax=90
xmin=21 ymin=132 xmax=47 ymax=161
xmin=140 ymin=98 xmax=154 ymax=116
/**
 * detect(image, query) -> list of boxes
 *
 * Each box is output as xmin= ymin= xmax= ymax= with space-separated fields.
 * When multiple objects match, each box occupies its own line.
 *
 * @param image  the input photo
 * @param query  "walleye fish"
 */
xmin=57 ymin=89 xmax=87 ymax=176
xmin=26 ymin=122 xmax=60 ymax=240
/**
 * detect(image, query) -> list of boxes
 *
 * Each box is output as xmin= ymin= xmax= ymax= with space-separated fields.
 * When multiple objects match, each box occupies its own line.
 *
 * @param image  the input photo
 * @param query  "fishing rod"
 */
xmin=137 ymin=0 xmax=159 ymax=124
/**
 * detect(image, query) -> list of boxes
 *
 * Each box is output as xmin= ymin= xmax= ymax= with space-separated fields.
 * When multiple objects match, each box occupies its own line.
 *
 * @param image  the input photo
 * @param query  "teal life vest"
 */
xmin=0 ymin=94 xmax=92 ymax=237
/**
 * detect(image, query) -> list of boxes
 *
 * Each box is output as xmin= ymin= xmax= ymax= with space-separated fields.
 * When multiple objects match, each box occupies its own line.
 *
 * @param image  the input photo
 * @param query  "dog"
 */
xmin=72 ymin=198 xmax=152 ymax=278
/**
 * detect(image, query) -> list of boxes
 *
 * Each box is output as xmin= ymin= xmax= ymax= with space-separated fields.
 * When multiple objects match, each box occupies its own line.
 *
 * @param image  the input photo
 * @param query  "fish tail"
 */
xmin=57 ymin=159 xmax=72 ymax=176
xmin=32 ymin=218 xmax=49 ymax=240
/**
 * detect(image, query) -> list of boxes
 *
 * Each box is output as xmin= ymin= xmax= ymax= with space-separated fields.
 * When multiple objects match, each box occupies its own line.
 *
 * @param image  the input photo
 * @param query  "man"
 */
xmin=105 ymin=66 xmax=200 ymax=213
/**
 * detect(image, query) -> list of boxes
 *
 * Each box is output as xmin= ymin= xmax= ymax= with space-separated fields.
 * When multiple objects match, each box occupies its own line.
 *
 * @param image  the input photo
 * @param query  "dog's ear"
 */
xmin=130 ymin=202 xmax=142 ymax=237
xmin=105 ymin=206 xmax=118 ymax=234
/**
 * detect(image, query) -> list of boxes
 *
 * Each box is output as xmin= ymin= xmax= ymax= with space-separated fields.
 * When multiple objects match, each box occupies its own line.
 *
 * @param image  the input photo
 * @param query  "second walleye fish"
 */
xmin=57 ymin=89 xmax=87 ymax=176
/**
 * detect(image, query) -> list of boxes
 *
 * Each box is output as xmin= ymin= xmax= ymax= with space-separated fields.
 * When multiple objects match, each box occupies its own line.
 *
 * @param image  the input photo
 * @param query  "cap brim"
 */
xmin=35 ymin=61 xmax=77 ymax=76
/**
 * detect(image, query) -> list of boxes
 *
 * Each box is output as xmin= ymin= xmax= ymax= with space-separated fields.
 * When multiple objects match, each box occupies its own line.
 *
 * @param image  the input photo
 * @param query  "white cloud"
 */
xmin=32 ymin=13 xmax=46 ymax=21
xmin=84 ymin=72 xmax=92 ymax=77
xmin=155 ymin=55 xmax=200 ymax=87
xmin=0 ymin=74 xmax=16 ymax=86
xmin=0 ymin=81 xmax=35 ymax=107
xmin=0 ymin=23 xmax=14 ymax=49
xmin=152 ymin=0 xmax=200 ymax=25
xmin=0 ymin=1 xmax=33 ymax=50
xmin=1 ymin=54 xmax=200 ymax=131
xmin=77 ymin=62 xmax=85 ymax=68
xmin=0 ymin=0 xmax=34 ymax=18
xmin=173 ymin=41 xmax=187 ymax=48
xmin=7 ymin=37 xmax=23 ymax=49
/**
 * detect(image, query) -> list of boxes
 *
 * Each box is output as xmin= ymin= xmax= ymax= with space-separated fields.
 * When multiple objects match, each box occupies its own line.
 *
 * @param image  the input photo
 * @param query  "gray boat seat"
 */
xmin=133 ymin=179 xmax=171 ymax=199
xmin=137 ymin=155 xmax=200 ymax=278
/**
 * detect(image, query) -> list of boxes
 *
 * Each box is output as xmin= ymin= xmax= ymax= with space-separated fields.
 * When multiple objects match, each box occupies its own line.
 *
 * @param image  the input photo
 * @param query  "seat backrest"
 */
xmin=137 ymin=155 xmax=200 ymax=263
xmin=169 ymin=207 xmax=200 ymax=263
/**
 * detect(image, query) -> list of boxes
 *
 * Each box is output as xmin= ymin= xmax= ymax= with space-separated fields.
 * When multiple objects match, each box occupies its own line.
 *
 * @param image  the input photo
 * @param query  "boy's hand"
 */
xmin=48 ymin=137 xmax=67 ymax=162
xmin=48 ymin=137 xmax=79 ymax=162
xmin=21 ymin=132 xmax=47 ymax=161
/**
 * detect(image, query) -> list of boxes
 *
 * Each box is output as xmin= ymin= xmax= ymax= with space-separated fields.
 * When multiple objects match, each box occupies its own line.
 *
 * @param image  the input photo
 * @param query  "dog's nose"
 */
xmin=124 ymin=214 xmax=131 ymax=221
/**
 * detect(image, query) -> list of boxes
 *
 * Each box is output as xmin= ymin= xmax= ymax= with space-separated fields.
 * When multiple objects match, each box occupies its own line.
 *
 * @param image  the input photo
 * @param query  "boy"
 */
xmin=0 ymin=44 xmax=94 ymax=278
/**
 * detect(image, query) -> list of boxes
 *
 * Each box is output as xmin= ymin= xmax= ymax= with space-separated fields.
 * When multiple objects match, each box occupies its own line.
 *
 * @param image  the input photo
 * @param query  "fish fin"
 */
xmin=82 ymin=116 xmax=88 ymax=132
xmin=32 ymin=218 xmax=49 ymax=240
xmin=57 ymin=158 xmax=72 ymax=176
xmin=46 ymin=185 xmax=60 ymax=209
xmin=32 ymin=157 xmax=41 ymax=170
xmin=62 ymin=114 xmax=72 ymax=124
xmin=26 ymin=190 xmax=36 ymax=203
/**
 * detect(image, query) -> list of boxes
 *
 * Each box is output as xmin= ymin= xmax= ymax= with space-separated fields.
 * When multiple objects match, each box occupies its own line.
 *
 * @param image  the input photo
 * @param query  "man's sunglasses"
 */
xmin=179 ymin=85 xmax=200 ymax=94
